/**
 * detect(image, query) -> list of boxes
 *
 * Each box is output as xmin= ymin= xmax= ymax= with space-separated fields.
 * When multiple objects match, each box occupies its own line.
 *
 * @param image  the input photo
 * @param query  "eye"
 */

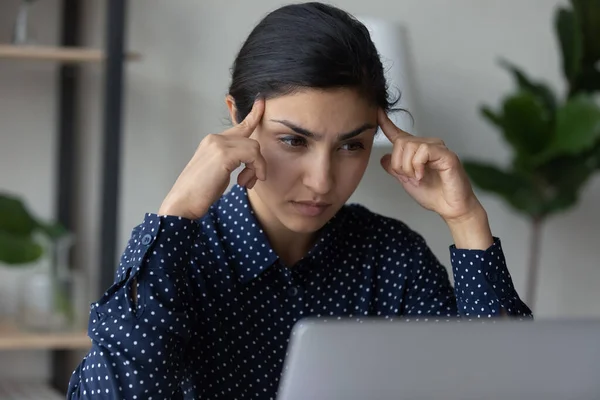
xmin=339 ymin=141 xmax=365 ymax=152
xmin=279 ymin=136 xmax=307 ymax=148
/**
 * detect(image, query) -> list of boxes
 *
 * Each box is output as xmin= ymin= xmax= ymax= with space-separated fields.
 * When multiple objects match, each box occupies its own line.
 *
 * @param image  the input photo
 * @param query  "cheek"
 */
xmin=334 ymin=155 xmax=370 ymax=189
xmin=259 ymin=143 xmax=299 ymax=187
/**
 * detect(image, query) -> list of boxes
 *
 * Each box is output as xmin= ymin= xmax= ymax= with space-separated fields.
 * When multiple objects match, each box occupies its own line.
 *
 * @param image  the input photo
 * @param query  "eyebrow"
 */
xmin=270 ymin=119 xmax=376 ymax=141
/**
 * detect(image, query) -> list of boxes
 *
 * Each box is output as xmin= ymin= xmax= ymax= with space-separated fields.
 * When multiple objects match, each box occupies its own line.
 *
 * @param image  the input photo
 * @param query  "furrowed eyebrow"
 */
xmin=270 ymin=119 xmax=375 ymax=140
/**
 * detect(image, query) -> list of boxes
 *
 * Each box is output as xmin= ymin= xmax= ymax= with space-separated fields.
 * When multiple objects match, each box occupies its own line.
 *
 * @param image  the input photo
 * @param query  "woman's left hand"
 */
xmin=377 ymin=109 xmax=483 ymax=223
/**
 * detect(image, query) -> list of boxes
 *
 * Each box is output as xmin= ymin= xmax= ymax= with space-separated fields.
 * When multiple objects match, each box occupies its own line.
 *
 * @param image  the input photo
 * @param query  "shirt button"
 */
xmin=141 ymin=234 xmax=153 ymax=245
xmin=288 ymin=286 xmax=299 ymax=297
xmin=487 ymin=272 xmax=498 ymax=283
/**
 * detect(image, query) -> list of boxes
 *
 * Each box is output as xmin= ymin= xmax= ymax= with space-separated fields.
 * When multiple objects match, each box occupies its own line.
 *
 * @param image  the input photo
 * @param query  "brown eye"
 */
xmin=340 ymin=141 xmax=365 ymax=152
xmin=279 ymin=136 xmax=307 ymax=148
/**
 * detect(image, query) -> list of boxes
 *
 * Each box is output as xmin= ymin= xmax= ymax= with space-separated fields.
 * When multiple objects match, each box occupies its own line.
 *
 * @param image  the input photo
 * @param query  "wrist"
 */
xmin=158 ymin=197 xmax=198 ymax=220
xmin=444 ymin=204 xmax=493 ymax=250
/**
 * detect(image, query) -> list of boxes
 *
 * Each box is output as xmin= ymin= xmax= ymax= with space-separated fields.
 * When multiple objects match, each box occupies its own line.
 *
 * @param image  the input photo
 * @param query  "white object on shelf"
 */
xmin=357 ymin=16 xmax=419 ymax=146
xmin=0 ymin=381 xmax=63 ymax=400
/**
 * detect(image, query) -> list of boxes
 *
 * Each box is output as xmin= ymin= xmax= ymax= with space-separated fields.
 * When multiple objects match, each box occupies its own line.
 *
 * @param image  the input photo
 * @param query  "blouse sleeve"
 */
xmin=402 ymin=231 xmax=532 ymax=319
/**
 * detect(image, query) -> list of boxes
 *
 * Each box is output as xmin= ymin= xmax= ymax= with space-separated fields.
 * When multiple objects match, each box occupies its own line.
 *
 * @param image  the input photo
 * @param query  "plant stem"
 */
xmin=525 ymin=217 xmax=544 ymax=309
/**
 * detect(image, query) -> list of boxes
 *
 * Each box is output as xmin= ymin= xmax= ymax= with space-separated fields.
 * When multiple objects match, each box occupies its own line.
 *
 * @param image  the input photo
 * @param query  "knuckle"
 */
xmin=420 ymin=142 xmax=432 ymax=151
xmin=407 ymin=141 xmax=421 ymax=151
xmin=203 ymin=133 xmax=219 ymax=145
xmin=206 ymin=139 xmax=226 ymax=156
xmin=444 ymin=151 xmax=459 ymax=165
xmin=393 ymin=137 xmax=406 ymax=146
xmin=393 ymin=139 xmax=406 ymax=152
xmin=199 ymin=134 xmax=218 ymax=152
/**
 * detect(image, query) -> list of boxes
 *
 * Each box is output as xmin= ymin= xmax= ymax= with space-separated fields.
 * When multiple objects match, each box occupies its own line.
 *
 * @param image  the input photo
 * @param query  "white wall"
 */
xmin=1 ymin=0 xmax=599 ymax=382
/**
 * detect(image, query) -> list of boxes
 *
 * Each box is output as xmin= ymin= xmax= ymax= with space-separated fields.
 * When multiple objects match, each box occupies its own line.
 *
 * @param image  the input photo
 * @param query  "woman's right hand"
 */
xmin=158 ymin=99 xmax=266 ymax=220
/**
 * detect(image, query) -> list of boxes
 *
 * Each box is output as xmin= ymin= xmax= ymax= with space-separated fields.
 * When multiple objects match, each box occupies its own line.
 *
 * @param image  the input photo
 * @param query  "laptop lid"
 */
xmin=277 ymin=318 xmax=600 ymax=400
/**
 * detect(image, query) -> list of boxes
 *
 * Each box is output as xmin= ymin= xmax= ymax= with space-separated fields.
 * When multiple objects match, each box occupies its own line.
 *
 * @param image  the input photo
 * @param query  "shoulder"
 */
xmin=338 ymin=203 xmax=425 ymax=248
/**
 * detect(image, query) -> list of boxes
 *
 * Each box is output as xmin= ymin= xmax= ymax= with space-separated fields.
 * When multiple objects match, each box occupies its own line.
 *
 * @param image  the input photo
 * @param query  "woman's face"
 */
xmin=229 ymin=87 xmax=378 ymax=234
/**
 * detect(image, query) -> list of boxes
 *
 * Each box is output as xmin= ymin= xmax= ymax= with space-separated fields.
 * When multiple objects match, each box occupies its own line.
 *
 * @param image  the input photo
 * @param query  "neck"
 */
xmin=247 ymin=188 xmax=316 ymax=266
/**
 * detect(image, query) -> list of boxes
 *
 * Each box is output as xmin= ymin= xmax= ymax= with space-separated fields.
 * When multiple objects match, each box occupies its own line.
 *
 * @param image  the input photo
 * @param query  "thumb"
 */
xmin=380 ymin=154 xmax=394 ymax=176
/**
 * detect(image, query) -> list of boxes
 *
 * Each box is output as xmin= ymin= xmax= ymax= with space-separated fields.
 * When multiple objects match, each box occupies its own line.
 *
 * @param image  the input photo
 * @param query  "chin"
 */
xmin=284 ymin=219 xmax=327 ymax=234
xmin=279 ymin=208 xmax=338 ymax=234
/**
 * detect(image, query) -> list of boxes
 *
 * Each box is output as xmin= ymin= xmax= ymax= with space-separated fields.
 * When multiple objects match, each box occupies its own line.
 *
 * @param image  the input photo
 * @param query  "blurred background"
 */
xmin=0 ymin=0 xmax=599 ymax=396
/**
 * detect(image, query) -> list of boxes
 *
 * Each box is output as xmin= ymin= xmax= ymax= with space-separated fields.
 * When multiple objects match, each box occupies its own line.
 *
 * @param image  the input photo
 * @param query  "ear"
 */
xmin=225 ymin=94 xmax=239 ymax=125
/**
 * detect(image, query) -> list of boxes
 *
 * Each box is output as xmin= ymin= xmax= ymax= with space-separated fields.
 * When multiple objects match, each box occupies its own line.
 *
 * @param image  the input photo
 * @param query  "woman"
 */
xmin=68 ymin=2 xmax=531 ymax=399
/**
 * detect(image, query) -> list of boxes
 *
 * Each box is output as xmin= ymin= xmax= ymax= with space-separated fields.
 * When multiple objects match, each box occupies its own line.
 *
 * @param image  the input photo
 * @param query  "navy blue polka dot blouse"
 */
xmin=68 ymin=184 xmax=531 ymax=399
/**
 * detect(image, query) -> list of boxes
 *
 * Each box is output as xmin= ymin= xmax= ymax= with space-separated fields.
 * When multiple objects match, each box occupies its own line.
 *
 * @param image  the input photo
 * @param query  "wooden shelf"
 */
xmin=0 ymin=321 xmax=90 ymax=350
xmin=0 ymin=381 xmax=63 ymax=400
xmin=0 ymin=44 xmax=141 ymax=63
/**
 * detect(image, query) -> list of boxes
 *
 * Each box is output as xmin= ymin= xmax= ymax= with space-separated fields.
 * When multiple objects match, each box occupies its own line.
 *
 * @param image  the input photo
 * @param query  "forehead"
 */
xmin=263 ymin=88 xmax=377 ymax=134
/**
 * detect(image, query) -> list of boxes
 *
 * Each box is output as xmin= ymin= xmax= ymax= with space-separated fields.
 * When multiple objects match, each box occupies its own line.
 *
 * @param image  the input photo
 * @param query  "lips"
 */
xmin=291 ymin=201 xmax=332 ymax=217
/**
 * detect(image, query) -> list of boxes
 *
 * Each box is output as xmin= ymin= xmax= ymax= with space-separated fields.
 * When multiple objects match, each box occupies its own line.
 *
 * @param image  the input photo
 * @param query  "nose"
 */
xmin=302 ymin=152 xmax=334 ymax=195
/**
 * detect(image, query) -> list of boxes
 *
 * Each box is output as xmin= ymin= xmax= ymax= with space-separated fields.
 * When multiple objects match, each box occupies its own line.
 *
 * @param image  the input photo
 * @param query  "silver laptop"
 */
xmin=277 ymin=318 xmax=600 ymax=400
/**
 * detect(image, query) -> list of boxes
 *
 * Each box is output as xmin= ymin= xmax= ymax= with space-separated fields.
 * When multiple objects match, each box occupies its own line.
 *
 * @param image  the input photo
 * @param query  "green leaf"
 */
xmin=571 ymin=0 xmax=600 ymax=64
xmin=0 ymin=194 xmax=38 ymax=236
xmin=538 ymin=154 xmax=596 ymax=214
xmin=543 ymin=94 xmax=600 ymax=158
xmin=499 ymin=59 xmax=558 ymax=113
xmin=0 ymin=231 xmax=43 ymax=265
xmin=463 ymin=161 xmax=544 ymax=217
xmin=0 ymin=193 xmax=68 ymax=240
xmin=556 ymin=7 xmax=583 ymax=84
xmin=501 ymin=92 xmax=553 ymax=155
xmin=571 ymin=64 xmax=600 ymax=94
xmin=480 ymin=106 xmax=504 ymax=129
xmin=543 ymin=154 xmax=595 ymax=192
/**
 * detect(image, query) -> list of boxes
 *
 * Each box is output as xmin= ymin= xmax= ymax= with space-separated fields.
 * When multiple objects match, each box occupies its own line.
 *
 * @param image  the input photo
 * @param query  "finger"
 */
xmin=380 ymin=154 xmax=410 ymax=184
xmin=412 ymin=144 xmax=431 ymax=181
xmin=225 ymin=98 xmax=265 ymax=137
xmin=233 ymin=140 xmax=268 ymax=181
xmin=377 ymin=108 xmax=412 ymax=143
xmin=401 ymin=142 xmax=419 ymax=179
xmin=237 ymin=166 xmax=256 ymax=187
xmin=420 ymin=143 xmax=453 ymax=171
xmin=389 ymin=141 xmax=406 ymax=177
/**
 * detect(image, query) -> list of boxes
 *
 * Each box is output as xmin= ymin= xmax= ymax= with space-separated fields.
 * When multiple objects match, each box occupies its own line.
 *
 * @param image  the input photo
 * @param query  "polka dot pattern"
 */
xmin=68 ymin=185 xmax=531 ymax=399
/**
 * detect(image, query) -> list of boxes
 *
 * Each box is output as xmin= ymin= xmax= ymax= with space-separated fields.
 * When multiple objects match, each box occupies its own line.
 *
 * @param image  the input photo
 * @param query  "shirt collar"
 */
xmin=217 ymin=185 xmax=347 ymax=284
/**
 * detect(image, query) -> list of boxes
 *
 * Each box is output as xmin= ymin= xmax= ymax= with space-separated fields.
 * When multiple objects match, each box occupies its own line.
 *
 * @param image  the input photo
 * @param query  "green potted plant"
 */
xmin=0 ymin=192 xmax=74 ymax=329
xmin=0 ymin=193 xmax=66 ymax=265
xmin=463 ymin=0 xmax=600 ymax=309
